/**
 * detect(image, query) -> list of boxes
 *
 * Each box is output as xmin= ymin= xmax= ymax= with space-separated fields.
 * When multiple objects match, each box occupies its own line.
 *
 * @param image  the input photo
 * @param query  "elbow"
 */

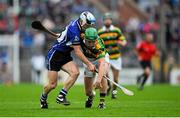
xmin=122 ymin=41 xmax=127 ymax=46
xmin=121 ymin=41 xmax=127 ymax=46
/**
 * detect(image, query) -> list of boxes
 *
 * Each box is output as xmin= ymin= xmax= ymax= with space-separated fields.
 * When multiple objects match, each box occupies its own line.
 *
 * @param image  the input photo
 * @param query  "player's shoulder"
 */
xmin=113 ymin=26 xmax=120 ymax=30
xmin=98 ymin=27 xmax=105 ymax=34
xmin=68 ymin=19 xmax=80 ymax=33
xmin=140 ymin=40 xmax=146 ymax=44
xmin=97 ymin=37 xmax=104 ymax=43
xmin=137 ymin=40 xmax=144 ymax=47
xmin=141 ymin=40 xmax=149 ymax=46
xmin=96 ymin=37 xmax=105 ymax=48
xmin=112 ymin=26 xmax=122 ymax=33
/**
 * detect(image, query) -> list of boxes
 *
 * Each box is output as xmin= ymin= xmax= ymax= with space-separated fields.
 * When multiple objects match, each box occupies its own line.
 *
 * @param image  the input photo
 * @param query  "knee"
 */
xmin=50 ymin=82 xmax=57 ymax=89
xmin=70 ymin=70 xmax=80 ymax=78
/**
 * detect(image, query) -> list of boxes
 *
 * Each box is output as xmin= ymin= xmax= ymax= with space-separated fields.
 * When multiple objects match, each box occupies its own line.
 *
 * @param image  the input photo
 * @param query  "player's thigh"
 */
xmin=47 ymin=71 xmax=58 ymax=84
xmin=111 ymin=65 xmax=120 ymax=81
xmin=61 ymin=61 xmax=79 ymax=75
xmin=143 ymin=61 xmax=151 ymax=75
xmin=110 ymin=57 xmax=122 ymax=71
xmin=111 ymin=65 xmax=119 ymax=73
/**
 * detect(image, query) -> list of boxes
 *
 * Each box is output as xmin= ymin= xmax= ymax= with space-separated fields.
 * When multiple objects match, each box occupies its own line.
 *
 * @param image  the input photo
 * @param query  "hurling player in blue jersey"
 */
xmin=40 ymin=11 xmax=96 ymax=109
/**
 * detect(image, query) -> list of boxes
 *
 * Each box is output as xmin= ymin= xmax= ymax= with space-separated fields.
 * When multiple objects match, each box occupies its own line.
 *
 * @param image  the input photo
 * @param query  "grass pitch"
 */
xmin=0 ymin=84 xmax=180 ymax=117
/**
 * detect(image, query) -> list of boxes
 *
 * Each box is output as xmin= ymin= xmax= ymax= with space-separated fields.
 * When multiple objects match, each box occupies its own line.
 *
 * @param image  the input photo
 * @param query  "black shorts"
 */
xmin=140 ymin=61 xmax=152 ymax=69
xmin=46 ymin=49 xmax=73 ymax=71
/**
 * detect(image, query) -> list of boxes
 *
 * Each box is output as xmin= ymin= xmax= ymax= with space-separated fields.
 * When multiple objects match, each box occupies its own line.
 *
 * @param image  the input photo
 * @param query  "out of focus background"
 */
xmin=0 ymin=0 xmax=180 ymax=85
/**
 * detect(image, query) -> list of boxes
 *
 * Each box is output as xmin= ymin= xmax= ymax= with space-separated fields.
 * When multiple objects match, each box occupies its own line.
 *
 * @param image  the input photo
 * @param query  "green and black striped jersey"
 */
xmin=98 ymin=25 xmax=126 ymax=59
xmin=81 ymin=37 xmax=107 ymax=59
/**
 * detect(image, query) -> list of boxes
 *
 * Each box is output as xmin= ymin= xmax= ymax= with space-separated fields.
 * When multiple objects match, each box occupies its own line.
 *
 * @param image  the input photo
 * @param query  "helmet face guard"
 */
xmin=79 ymin=11 xmax=96 ymax=29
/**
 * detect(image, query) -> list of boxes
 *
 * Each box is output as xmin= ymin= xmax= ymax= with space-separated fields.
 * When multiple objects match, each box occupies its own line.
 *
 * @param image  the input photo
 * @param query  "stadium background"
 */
xmin=0 ymin=0 xmax=180 ymax=84
xmin=0 ymin=0 xmax=180 ymax=117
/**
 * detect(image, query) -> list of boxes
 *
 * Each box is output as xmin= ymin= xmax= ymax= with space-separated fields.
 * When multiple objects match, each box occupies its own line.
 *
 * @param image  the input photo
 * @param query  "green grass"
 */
xmin=0 ymin=84 xmax=180 ymax=117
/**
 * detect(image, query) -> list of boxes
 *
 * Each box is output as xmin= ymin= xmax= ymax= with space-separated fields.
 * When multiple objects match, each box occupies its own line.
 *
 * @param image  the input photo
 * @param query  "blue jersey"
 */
xmin=52 ymin=19 xmax=81 ymax=52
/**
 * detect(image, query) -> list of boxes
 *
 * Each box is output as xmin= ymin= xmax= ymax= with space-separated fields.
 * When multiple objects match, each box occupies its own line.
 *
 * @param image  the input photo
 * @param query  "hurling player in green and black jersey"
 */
xmin=81 ymin=27 xmax=110 ymax=109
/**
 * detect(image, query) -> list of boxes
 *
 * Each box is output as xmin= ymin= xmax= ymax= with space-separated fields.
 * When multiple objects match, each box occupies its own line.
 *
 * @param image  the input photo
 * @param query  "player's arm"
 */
xmin=68 ymin=28 xmax=95 ymax=72
xmin=72 ymin=45 xmax=95 ymax=72
xmin=118 ymin=35 xmax=127 ymax=46
xmin=53 ymin=33 xmax=61 ymax=38
xmin=98 ymin=57 xmax=107 ymax=80
xmin=117 ymin=28 xmax=127 ymax=46
xmin=135 ymin=42 xmax=143 ymax=55
xmin=95 ymin=39 xmax=109 ymax=88
xmin=94 ymin=57 xmax=106 ymax=88
xmin=154 ymin=45 xmax=160 ymax=56
xmin=95 ymin=53 xmax=109 ymax=88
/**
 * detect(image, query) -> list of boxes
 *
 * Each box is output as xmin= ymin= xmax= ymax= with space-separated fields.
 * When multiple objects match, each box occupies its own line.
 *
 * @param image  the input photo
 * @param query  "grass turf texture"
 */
xmin=0 ymin=84 xmax=180 ymax=117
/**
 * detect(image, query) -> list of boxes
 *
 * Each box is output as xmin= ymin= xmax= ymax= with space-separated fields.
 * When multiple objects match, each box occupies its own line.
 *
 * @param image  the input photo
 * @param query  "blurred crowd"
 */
xmin=117 ymin=0 xmax=180 ymax=67
xmin=0 ymin=0 xmax=180 ymax=83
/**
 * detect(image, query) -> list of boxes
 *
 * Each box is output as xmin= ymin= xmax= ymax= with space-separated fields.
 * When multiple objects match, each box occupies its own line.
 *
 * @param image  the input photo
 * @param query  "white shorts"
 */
xmin=109 ymin=57 xmax=122 ymax=70
xmin=84 ymin=58 xmax=99 ymax=78
xmin=84 ymin=53 xmax=109 ymax=78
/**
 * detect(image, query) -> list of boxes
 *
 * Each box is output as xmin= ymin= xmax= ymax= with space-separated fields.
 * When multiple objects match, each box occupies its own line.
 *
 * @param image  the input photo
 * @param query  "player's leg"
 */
xmin=56 ymin=61 xmax=79 ymax=105
xmin=137 ymin=73 xmax=145 ymax=84
xmin=137 ymin=61 xmax=146 ymax=85
xmin=98 ymin=77 xmax=108 ymax=109
xmin=110 ymin=58 xmax=121 ymax=99
xmin=40 ymin=71 xmax=58 ymax=108
xmin=98 ymin=61 xmax=109 ymax=108
xmin=111 ymin=66 xmax=119 ymax=99
xmin=40 ymin=49 xmax=60 ymax=109
xmin=84 ymin=76 xmax=95 ymax=108
xmin=139 ymin=66 xmax=151 ymax=90
xmin=84 ymin=63 xmax=96 ymax=108
xmin=106 ymin=74 xmax=111 ymax=96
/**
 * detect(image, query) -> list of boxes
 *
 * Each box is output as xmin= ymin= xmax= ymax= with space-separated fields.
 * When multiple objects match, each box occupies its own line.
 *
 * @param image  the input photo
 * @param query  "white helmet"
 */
xmin=79 ymin=11 xmax=96 ymax=26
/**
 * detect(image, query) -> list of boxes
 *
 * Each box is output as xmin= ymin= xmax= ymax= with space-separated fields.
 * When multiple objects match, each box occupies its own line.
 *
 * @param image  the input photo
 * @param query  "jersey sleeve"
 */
xmin=116 ymin=28 xmax=126 ymax=41
xmin=96 ymin=38 xmax=107 ymax=59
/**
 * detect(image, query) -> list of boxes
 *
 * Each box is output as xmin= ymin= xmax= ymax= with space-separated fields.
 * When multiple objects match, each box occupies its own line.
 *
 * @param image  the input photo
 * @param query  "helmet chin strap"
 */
xmin=78 ymin=20 xmax=86 ymax=31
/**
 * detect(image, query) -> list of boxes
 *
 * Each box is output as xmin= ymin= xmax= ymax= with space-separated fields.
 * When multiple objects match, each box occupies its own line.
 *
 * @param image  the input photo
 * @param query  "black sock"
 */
xmin=88 ymin=95 xmax=94 ymax=101
xmin=59 ymin=88 xmax=67 ymax=97
xmin=40 ymin=93 xmax=47 ymax=101
xmin=141 ymin=74 xmax=148 ymax=87
xmin=113 ymin=80 xmax=118 ymax=90
xmin=100 ymin=93 xmax=106 ymax=103
xmin=137 ymin=73 xmax=146 ymax=83
xmin=107 ymin=80 xmax=111 ymax=88
xmin=139 ymin=73 xmax=146 ymax=79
